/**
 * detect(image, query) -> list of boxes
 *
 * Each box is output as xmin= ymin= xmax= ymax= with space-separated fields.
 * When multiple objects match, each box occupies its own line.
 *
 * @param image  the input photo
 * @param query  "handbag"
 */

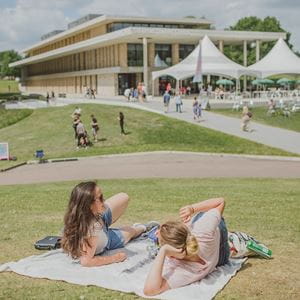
xmin=34 ymin=236 xmax=61 ymax=250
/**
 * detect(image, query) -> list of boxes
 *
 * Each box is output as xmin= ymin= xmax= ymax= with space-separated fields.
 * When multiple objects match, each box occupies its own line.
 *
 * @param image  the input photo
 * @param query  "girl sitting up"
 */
xmin=62 ymin=181 xmax=158 ymax=267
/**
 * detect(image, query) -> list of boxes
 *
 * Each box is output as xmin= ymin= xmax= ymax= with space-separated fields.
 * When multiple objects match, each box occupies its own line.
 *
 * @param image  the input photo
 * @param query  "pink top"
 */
xmin=162 ymin=209 xmax=221 ymax=289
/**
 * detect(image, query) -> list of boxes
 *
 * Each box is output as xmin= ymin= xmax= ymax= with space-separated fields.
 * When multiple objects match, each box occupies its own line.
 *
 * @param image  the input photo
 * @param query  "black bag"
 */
xmin=34 ymin=236 xmax=61 ymax=250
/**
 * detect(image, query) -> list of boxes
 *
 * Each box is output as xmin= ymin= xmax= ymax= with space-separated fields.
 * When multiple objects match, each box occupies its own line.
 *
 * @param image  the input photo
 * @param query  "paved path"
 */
xmin=1 ymin=152 xmax=300 ymax=185
xmin=55 ymin=96 xmax=300 ymax=155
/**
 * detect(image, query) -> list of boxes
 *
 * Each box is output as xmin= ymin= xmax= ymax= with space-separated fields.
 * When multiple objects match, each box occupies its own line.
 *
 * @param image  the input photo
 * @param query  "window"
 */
xmin=127 ymin=44 xmax=143 ymax=66
xmin=155 ymin=44 xmax=172 ymax=66
xmin=179 ymin=44 xmax=195 ymax=61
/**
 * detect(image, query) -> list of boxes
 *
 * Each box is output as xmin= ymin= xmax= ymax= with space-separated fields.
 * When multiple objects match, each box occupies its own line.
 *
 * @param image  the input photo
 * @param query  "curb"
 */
xmin=58 ymin=151 xmax=300 ymax=162
xmin=1 ymin=158 xmax=78 ymax=172
xmin=0 ymin=162 xmax=27 ymax=172
xmin=27 ymin=158 xmax=78 ymax=165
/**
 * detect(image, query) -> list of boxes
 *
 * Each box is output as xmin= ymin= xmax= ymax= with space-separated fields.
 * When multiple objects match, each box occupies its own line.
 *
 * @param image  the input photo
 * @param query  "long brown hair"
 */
xmin=160 ymin=221 xmax=199 ymax=257
xmin=62 ymin=181 xmax=98 ymax=258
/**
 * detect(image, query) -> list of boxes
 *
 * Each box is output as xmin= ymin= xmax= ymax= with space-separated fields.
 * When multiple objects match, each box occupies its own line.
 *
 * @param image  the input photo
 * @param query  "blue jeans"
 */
xmin=101 ymin=207 xmax=125 ymax=251
xmin=192 ymin=212 xmax=229 ymax=266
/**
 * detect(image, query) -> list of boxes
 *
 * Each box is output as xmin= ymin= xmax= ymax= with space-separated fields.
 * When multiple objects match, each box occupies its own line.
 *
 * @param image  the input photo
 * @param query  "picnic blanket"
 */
xmin=0 ymin=239 xmax=246 ymax=300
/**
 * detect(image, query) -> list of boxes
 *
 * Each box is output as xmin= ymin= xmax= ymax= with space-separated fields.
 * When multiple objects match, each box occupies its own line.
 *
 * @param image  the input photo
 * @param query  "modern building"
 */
xmin=11 ymin=14 xmax=286 ymax=96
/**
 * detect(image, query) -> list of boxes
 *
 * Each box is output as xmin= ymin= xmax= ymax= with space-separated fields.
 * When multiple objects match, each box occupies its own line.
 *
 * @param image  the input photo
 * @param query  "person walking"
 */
xmin=46 ymin=92 xmax=50 ymax=105
xmin=163 ymin=91 xmax=171 ymax=113
xmin=174 ymin=93 xmax=182 ymax=113
xmin=241 ymin=112 xmax=253 ymax=132
xmin=118 ymin=112 xmax=125 ymax=135
xmin=124 ymin=88 xmax=131 ymax=101
xmin=76 ymin=120 xmax=88 ymax=149
xmin=72 ymin=114 xmax=81 ymax=140
xmin=90 ymin=114 xmax=99 ymax=142
xmin=192 ymin=97 xmax=199 ymax=120
xmin=91 ymin=89 xmax=96 ymax=99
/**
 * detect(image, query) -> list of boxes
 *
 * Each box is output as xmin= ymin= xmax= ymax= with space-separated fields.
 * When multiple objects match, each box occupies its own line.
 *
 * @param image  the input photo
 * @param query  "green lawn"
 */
xmin=0 ymin=178 xmax=299 ymax=299
xmin=214 ymin=107 xmax=300 ymax=132
xmin=0 ymin=104 xmax=294 ymax=169
xmin=0 ymin=80 xmax=19 ymax=93
xmin=0 ymin=108 xmax=33 ymax=130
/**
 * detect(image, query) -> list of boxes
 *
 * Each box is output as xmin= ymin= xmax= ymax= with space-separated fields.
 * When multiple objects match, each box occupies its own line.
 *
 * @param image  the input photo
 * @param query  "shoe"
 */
xmin=134 ymin=221 xmax=160 ymax=233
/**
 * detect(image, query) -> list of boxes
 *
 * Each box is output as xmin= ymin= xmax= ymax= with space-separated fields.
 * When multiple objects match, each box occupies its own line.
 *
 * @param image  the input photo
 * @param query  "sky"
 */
xmin=0 ymin=0 xmax=299 ymax=53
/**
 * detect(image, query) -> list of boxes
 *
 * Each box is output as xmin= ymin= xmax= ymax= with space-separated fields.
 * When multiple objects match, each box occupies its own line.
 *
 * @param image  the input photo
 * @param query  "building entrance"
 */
xmin=118 ymin=73 xmax=138 ymax=95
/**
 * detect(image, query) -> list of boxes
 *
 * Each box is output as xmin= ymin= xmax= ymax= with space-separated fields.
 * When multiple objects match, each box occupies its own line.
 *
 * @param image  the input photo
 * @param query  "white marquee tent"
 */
xmin=247 ymin=38 xmax=300 ymax=78
xmin=152 ymin=35 xmax=261 ymax=81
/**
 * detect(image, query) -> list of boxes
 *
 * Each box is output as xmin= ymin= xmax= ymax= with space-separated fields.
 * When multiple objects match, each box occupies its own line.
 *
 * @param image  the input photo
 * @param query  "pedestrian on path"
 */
xmin=241 ymin=112 xmax=252 ymax=132
xmin=174 ymin=93 xmax=183 ymax=113
xmin=118 ymin=112 xmax=126 ymax=135
xmin=192 ymin=97 xmax=200 ymax=120
xmin=163 ymin=91 xmax=171 ymax=113
xmin=46 ymin=92 xmax=50 ymax=105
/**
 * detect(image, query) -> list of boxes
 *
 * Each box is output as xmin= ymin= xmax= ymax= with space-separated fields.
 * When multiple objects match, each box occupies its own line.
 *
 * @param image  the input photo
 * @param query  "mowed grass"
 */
xmin=214 ymin=106 xmax=300 ymax=132
xmin=0 ymin=80 xmax=19 ymax=93
xmin=0 ymin=178 xmax=299 ymax=299
xmin=0 ymin=104 xmax=293 ymax=169
xmin=0 ymin=108 xmax=33 ymax=129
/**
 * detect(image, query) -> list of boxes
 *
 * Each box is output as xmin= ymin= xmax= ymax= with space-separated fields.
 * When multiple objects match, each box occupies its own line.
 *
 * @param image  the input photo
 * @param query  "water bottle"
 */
xmin=246 ymin=240 xmax=272 ymax=259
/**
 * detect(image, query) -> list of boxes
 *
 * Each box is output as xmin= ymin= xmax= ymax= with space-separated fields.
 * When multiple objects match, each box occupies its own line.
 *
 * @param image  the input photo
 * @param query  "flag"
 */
xmin=193 ymin=40 xmax=202 ymax=83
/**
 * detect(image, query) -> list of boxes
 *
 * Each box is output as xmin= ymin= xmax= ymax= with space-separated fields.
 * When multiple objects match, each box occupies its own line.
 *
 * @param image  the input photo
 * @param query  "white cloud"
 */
xmin=0 ymin=0 xmax=299 ymax=52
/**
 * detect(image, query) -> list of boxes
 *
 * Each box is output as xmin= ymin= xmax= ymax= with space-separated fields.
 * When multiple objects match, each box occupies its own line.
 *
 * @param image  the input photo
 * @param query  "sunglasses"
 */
xmin=95 ymin=193 xmax=104 ymax=202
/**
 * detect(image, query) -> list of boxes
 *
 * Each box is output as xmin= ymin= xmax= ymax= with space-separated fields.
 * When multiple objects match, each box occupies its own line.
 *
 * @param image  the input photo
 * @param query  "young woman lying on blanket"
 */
xmin=62 ymin=181 xmax=158 ymax=267
xmin=144 ymin=197 xmax=230 ymax=296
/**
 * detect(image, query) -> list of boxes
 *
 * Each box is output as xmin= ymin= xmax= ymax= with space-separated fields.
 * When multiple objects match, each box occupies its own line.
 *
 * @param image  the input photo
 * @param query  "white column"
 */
xmin=218 ymin=41 xmax=224 ymax=80
xmin=143 ymin=37 xmax=148 ymax=95
xmin=207 ymin=74 xmax=211 ymax=83
xmin=256 ymin=40 xmax=260 ymax=62
xmin=243 ymin=40 xmax=247 ymax=92
xmin=218 ymin=40 xmax=224 ymax=53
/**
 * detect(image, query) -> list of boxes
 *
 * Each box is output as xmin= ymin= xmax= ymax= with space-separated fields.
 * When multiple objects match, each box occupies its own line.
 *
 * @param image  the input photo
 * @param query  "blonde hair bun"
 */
xmin=186 ymin=235 xmax=199 ymax=256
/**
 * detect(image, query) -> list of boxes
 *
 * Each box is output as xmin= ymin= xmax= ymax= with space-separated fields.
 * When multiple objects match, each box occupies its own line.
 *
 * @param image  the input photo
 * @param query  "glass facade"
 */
xmin=155 ymin=44 xmax=172 ymax=66
xmin=127 ymin=44 xmax=143 ymax=66
xmin=107 ymin=22 xmax=200 ymax=33
xmin=179 ymin=44 xmax=196 ymax=61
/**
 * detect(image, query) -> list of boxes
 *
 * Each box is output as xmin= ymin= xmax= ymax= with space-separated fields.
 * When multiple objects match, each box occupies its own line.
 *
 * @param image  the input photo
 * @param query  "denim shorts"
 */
xmin=101 ymin=207 xmax=125 ymax=251
xmin=191 ymin=211 xmax=229 ymax=266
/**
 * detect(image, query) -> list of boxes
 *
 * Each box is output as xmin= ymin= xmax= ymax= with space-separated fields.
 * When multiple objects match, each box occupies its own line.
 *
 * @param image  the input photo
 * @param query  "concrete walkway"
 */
xmin=1 ymin=152 xmax=300 ymax=185
xmin=55 ymin=96 xmax=300 ymax=155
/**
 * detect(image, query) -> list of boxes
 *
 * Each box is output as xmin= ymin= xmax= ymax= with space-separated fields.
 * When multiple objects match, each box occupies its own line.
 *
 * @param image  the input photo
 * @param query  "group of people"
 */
xmin=71 ymin=107 xmax=127 ymax=148
xmin=124 ymin=83 xmax=147 ymax=102
xmin=46 ymin=91 xmax=56 ymax=105
xmin=72 ymin=107 xmax=99 ymax=149
xmin=85 ymin=87 xmax=96 ymax=99
xmin=62 ymin=181 xmax=257 ymax=296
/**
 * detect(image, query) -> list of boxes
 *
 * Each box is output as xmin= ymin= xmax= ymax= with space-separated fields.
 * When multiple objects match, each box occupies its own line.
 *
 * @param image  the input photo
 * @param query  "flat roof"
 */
xmin=22 ymin=14 xmax=213 ymax=53
xmin=11 ymin=27 xmax=286 ymax=68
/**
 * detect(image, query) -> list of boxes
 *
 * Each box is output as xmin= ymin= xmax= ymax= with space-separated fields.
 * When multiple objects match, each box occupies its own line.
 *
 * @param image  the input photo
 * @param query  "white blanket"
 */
xmin=0 ymin=239 xmax=245 ymax=300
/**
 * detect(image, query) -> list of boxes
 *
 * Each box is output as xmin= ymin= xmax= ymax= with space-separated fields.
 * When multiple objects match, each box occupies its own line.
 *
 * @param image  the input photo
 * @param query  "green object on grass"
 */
xmin=247 ymin=240 xmax=272 ymax=259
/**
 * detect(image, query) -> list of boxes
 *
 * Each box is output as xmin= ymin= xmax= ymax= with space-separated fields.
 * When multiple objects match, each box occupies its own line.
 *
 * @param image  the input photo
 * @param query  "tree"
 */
xmin=0 ymin=50 xmax=22 ymax=78
xmin=223 ymin=16 xmax=296 ymax=65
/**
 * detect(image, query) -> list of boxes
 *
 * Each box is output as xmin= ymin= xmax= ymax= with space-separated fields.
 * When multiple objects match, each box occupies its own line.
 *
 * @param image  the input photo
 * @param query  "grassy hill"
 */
xmin=0 ymin=79 xmax=19 ymax=93
xmin=0 ymin=103 xmax=294 ymax=169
